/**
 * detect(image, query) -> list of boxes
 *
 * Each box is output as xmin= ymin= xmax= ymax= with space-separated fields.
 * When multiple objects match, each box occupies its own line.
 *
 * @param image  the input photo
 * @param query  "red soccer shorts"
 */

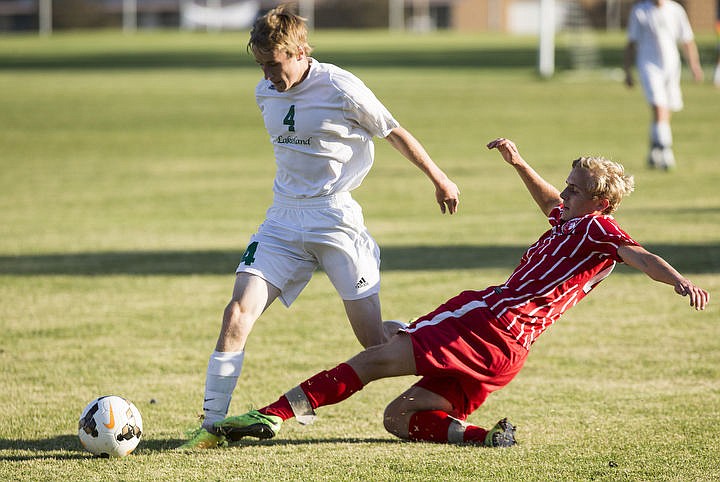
xmin=405 ymin=290 xmax=529 ymax=420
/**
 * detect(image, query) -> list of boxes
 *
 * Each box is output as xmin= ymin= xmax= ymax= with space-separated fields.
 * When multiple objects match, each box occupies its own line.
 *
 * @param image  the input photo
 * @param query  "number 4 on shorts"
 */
xmin=241 ymin=241 xmax=258 ymax=266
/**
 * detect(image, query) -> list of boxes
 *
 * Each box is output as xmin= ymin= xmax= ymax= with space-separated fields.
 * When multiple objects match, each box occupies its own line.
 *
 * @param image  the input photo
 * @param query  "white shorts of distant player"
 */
xmin=237 ymin=191 xmax=380 ymax=306
xmin=637 ymin=61 xmax=684 ymax=112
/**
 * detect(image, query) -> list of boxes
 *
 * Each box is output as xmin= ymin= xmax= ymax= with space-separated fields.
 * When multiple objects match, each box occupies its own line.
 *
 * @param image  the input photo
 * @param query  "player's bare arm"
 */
xmin=487 ymin=138 xmax=562 ymax=216
xmin=681 ymin=40 xmax=704 ymax=82
xmin=617 ymin=244 xmax=709 ymax=310
xmin=623 ymin=42 xmax=636 ymax=87
xmin=385 ymin=127 xmax=460 ymax=215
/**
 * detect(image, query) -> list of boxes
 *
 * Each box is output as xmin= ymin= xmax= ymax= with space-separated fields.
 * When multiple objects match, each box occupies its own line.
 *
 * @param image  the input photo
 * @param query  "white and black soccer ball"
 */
xmin=78 ymin=395 xmax=143 ymax=458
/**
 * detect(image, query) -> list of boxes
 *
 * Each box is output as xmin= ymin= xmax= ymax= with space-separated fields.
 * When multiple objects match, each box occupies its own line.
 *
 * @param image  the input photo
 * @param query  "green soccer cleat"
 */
xmin=215 ymin=410 xmax=283 ymax=442
xmin=483 ymin=418 xmax=517 ymax=448
xmin=176 ymin=427 xmax=227 ymax=450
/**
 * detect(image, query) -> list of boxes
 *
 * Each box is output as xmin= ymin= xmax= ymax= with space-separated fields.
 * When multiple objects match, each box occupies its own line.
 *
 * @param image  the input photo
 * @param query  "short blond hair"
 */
xmin=248 ymin=5 xmax=313 ymax=57
xmin=571 ymin=157 xmax=634 ymax=214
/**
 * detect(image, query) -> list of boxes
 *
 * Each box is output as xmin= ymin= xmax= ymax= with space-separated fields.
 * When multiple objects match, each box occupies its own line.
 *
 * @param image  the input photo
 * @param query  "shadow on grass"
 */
xmin=0 ymin=27 xmax=716 ymax=78
xmin=0 ymin=435 xmax=401 ymax=461
xmin=0 ymin=47 xmax=535 ymax=70
xmin=0 ymin=244 xmax=717 ymax=276
xmin=0 ymin=434 xmax=88 ymax=461
xmin=0 ymin=46 xmax=638 ymax=72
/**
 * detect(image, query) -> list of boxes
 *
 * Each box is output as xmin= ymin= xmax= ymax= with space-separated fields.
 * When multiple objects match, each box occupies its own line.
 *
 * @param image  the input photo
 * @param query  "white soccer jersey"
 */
xmin=627 ymin=0 xmax=694 ymax=72
xmin=255 ymin=59 xmax=400 ymax=198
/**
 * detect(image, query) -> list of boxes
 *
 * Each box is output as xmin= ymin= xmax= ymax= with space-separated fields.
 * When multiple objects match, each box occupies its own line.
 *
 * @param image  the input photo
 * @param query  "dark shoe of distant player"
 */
xmin=483 ymin=418 xmax=517 ymax=447
xmin=215 ymin=410 xmax=283 ymax=442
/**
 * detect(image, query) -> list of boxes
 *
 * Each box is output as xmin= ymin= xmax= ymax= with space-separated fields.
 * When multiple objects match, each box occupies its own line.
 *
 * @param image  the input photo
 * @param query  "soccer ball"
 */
xmin=78 ymin=396 xmax=143 ymax=458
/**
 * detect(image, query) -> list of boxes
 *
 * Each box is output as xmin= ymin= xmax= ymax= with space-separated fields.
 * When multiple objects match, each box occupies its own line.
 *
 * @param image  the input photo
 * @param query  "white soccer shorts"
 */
xmin=638 ymin=62 xmax=683 ymax=111
xmin=236 ymin=192 xmax=381 ymax=307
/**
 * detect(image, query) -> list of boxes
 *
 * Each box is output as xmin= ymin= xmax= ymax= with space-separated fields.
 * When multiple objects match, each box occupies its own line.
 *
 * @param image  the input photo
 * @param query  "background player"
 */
xmin=715 ymin=1 xmax=720 ymax=88
xmin=211 ymin=137 xmax=709 ymax=448
xmin=623 ymin=0 xmax=703 ymax=170
xmin=179 ymin=5 xmax=460 ymax=450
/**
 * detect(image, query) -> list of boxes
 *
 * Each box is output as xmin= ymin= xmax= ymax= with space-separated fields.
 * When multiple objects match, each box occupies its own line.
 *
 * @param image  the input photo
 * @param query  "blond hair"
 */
xmin=571 ymin=157 xmax=634 ymax=214
xmin=248 ymin=5 xmax=313 ymax=57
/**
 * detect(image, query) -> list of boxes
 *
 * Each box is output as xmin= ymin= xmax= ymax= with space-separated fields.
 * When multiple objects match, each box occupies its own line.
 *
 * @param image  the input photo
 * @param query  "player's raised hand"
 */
xmin=487 ymin=138 xmax=524 ymax=167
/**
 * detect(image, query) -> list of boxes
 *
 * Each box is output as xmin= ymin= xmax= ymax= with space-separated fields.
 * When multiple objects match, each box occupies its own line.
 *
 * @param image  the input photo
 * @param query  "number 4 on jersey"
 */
xmin=283 ymin=105 xmax=296 ymax=132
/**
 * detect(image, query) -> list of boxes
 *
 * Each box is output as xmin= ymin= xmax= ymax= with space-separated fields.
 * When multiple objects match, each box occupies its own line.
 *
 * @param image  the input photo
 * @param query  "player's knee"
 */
xmin=383 ymin=404 xmax=408 ymax=439
xmin=224 ymin=299 xmax=255 ymax=322
xmin=383 ymin=399 xmax=412 ymax=440
xmin=223 ymin=300 xmax=241 ymax=325
xmin=221 ymin=300 xmax=258 ymax=337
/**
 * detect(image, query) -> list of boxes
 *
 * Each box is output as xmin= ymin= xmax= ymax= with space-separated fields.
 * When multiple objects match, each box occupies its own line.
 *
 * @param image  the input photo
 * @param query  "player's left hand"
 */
xmin=691 ymin=66 xmax=704 ymax=83
xmin=436 ymin=179 xmax=460 ymax=214
xmin=675 ymin=279 xmax=710 ymax=311
xmin=487 ymin=138 xmax=523 ymax=166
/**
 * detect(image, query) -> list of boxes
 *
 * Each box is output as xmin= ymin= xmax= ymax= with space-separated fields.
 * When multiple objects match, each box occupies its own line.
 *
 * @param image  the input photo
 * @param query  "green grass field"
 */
xmin=0 ymin=30 xmax=718 ymax=481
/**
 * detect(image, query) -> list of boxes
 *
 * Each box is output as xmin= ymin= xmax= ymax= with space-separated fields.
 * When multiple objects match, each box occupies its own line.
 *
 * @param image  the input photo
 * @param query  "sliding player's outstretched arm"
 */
xmin=618 ymin=244 xmax=710 ymax=310
xmin=487 ymin=138 xmax=561 ymax=216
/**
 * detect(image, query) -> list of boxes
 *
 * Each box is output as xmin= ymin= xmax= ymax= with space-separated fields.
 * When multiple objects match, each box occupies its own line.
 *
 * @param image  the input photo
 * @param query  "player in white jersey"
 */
xmin=715 ymin=13 xmax=720 ymax=88
xmin=624 ymin=0 xmax=703 ymax=170
xmin=212 ymin=138 xmax=709 ymax=448
xmin=179 ymin=5 xmax=460 ymax=450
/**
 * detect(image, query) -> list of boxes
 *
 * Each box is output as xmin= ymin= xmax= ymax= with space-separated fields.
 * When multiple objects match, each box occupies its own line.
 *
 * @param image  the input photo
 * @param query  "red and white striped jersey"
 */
xmin=480 ymin=205 xmax=638 ymax=349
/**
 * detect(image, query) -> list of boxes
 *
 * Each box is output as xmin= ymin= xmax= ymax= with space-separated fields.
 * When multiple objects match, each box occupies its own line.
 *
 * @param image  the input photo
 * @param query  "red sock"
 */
xmin=259 ymin=397 xmax=294 ymax=420
xmin=462 ymin=425 xmax=488 ymax=443
xmin=408 ymin=411 xmax=487 ymax=443
xmin=260 ymin=363 xmax=364 ymax=421
xmin=408 ymin=411 xmax=453 ymax=442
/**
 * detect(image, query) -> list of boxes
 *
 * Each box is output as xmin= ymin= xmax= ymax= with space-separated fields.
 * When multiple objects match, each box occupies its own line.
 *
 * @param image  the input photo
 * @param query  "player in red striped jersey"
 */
xmin=214 ymin=137 xmax=709 ymax=448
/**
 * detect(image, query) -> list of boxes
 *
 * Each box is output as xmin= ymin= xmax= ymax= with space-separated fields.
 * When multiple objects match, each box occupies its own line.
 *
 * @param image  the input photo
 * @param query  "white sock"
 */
xmin=202 ymin=350 xmax=244 ymax=430
xmin=651 ymin=121 xmax=672 ymax=148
